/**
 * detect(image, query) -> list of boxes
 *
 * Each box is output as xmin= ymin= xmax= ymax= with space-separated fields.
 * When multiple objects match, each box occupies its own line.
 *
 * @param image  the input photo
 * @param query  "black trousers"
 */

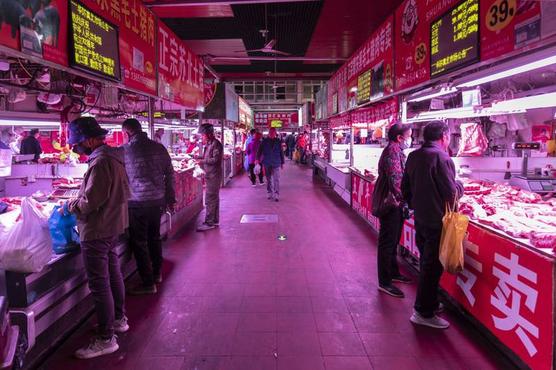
xmin=248 ymin=163 xmax=264 ymax=185
xmin=377 ymin=207 xmax=403 ymax=286
xmin=414 ymin=221 xmax=444 ymax=318
xmin=129 ymin=206 xmax=163 ymax=286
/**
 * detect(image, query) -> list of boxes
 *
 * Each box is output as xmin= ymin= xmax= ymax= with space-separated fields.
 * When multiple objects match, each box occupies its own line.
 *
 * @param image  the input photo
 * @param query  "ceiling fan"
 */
xmin=242 ymin=39 xmax=291 ymax=56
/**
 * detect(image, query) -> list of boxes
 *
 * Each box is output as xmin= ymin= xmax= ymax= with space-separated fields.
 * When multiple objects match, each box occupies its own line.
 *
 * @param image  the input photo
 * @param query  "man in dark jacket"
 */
xmin=122 ymin=119 xmax=176 ymax=295
xmin=20 ymin=128 xmax=42 ymax=161
xmin=65 ymin=117 xmax=130 ymax=359
xmin=257 ymin=128 xmax=285 ymax=202
xmin=285 ymin=133 xmax=296 ymax=160
xmin=402 ymin=121 xmax=463 ymax=329
xmin=196 ymin=123 xmax=223 ymax=231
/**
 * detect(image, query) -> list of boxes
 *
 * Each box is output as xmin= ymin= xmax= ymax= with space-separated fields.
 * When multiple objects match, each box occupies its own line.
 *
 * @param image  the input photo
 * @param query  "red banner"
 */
xmin=254 ymin=112 xmax=299 ymax=129
xmin=80 ymin=0 xmax=157 ymax=95
xmin=351 ymin=174 xmax=379 ymax=231
xmin=0 ymin=0 xmax=69 ymax=66
xmin=157 ymin=22 xmax=204 ymax=111
xmin=329 ymin=113 xmax=351 ymax=129
xmin=350 ymin=98 xmax=399 ymax=126
xmin=328 ymin=15 xmax=394 ymax=115
xmin=480 ymin=0 xmax=543 ymax=62
xmin=394 ymin=0 xmax=460 ymax=91
xmin=441 ymin=223 xmax=554 ymax=370
xmin=399 ymin=218 xmax=554 ymax=369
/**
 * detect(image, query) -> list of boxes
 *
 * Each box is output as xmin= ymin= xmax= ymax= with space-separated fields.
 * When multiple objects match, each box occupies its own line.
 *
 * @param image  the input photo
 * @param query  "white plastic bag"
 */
xmin=254 ymin=163 xmax=261 ymax=175
xmin=0 ymin=198 xmax=53 ymax=273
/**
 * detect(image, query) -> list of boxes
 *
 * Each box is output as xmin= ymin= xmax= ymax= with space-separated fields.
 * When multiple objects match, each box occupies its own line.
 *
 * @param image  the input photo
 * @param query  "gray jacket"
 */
xmin=201 ymin=138 xmax=223 ymax=180
xmin=123 ymin=132 xmax=176 ymax=208
xmin=68 ymin=145 xmax=129 ymax=241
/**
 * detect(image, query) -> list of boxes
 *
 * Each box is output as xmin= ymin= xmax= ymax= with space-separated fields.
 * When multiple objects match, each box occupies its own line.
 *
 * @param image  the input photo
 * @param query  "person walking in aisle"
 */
xmin=121 ymin=119 xmax=176 ymax=295
xmin=296 ymin=132 xmax=308 ymax=164
xmin=246 ymin=131 xmax=264 ymax=187
xmin=196 ymin=124 xmax=223 ymax=231
xmin=402 ymin=121 xmax=463 ymax=329
xmin=257 ymin=128 xmax=285 ymax=202
xmin=286 ymin=133 xmax=296 ymax=160
xmin=373 ymin=124 xmax=413 ymax=298
xmin=64 ymin=117 xmax=129 ymax=359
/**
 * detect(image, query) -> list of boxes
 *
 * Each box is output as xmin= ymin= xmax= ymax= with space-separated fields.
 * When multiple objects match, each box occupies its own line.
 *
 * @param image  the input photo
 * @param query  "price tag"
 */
xmin=486 ymin=0 xmax=516 ymax=32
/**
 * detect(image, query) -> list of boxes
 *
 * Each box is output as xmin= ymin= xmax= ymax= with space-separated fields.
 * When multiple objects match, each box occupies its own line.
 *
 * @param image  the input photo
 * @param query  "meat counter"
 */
xmin=350 ymin=170 xmax=555 ymax=370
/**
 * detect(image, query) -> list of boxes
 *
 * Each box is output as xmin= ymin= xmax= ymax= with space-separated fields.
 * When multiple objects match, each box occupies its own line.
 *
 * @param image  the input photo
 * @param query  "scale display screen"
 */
xmin=69 ymin=0 xmax=121 ymax=80
xmin=514 ymin=142 xmax=541 ymax=150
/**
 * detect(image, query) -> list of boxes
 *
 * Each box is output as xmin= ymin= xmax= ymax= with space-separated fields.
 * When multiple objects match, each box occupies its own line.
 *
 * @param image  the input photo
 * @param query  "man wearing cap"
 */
xmin=196 ymin=123 xmax=223 ymax=231
xmin=64 ymin=117 xmax=130 ymax=359
xmin=122 ymin=118 xmax=176 ymax=295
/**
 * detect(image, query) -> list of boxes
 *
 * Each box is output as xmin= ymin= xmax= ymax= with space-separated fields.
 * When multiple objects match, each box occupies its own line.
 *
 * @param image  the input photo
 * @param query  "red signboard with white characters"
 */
xmin=158 ymin=22 xmax=204 ymax=111
xmin=0 ymin=0 xmax=69 ymax=66
xmin=400 ymin=217 xmax=421 ymax=258
xmin=440 ymin=223 xmax=554 ymax=370
xmin=329 ymin=113 xmax=351 ymax=130
xmin=394 ymin=0 xmax=460 ymax=91
xmin=328 ymin=15 xmax=394 ymax=115
xmin=79 ymin=0 xmax=157 ymax=94
xmin=351 ymin=173 xmax=380 ymax=231
xmin=480 ymin=0 xmax=546 ymax=62
xmin=350 ymin=98 xmax=399 ymax=126
xmin=254 ymin=112 xmax=299 ymax=130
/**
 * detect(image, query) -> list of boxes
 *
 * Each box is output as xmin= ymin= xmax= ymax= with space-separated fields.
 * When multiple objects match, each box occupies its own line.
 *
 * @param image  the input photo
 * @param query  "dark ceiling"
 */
xmin=150 ymin=0 xmax=403 ymax=80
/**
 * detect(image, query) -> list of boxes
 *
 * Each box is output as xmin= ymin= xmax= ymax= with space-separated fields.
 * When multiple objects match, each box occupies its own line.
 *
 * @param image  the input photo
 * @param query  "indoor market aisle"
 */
xmin=39 ymin=162 xmax=514 ymax=370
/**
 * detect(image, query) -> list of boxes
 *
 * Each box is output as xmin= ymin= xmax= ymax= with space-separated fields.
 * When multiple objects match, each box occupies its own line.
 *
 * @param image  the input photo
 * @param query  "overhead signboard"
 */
xmin=79 ymin=0 xmax=157 ymax=95
xmin=69 ymin=0 xmax=121 ymax=80
xmin=430 ymin=0 xmax=480 ymax=77
xmin=158 ymin=22 xmax=204 ymax=111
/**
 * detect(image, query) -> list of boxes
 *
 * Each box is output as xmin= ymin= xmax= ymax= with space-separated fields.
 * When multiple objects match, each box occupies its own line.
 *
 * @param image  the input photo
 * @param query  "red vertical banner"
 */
xmin=441 ymin=223 xmax=554 ymax=370
xmin=394 ymin=0 xmax=459 ymax=91
xmin=79 ymin=0 xmax=157 ymax=95
xmin=351 ymin=173 xmax=379 ymax=232
xmin=157 ymin=22 xmax=204 ymax=111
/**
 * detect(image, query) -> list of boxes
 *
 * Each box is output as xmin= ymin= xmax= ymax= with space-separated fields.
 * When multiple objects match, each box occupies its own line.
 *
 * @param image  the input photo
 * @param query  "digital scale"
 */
xmin=509 ymin=142 xmax=556 ymax=194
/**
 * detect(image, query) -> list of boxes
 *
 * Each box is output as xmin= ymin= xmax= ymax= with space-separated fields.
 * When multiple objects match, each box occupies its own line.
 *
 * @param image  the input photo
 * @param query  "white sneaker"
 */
xmin=114 ymin=316 xmax=129 ymax=333
xmin=410 ymin=312 xmax=450 ymax=329
xmin=75 ymin=336 xmax=119 ymax=359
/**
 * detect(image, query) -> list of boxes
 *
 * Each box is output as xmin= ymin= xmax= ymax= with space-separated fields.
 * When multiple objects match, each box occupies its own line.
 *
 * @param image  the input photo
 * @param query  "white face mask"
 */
xmin=401 ymin=137 xmax=412 ymax=150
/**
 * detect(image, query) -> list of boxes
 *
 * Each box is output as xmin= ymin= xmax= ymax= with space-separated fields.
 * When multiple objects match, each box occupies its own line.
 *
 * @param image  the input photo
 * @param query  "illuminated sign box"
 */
xmin=357 ymin=70 xmax=371 ymax=104
xmin=270 ymin=120 xmax=283 ymax=128
xmin=430 ymin=0 xmax=479 ymax=77
xmin=69 ymin=0 xmax=121 ymax=80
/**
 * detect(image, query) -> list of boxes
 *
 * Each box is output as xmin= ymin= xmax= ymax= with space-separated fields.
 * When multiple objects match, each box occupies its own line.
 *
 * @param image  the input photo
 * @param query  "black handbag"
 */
xmin=371 ymin=175 xmax=398 ymax=218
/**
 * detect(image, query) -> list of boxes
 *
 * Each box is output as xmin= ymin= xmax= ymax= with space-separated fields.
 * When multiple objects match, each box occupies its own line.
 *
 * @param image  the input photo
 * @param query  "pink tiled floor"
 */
xmin=38 ymin=163 xmax=515 ymax=370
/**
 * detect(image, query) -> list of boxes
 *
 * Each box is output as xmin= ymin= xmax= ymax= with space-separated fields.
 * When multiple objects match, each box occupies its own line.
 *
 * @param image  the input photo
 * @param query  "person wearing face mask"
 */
xmin=64 ymin=117 xmax=130 ymax=359
xmin=373 ymin=123 xmax=413 ymax=299
xmin=121 ymin=119 xmax=176 ymax=295
xmin=402 ymin=121 xmax=463 ymax=330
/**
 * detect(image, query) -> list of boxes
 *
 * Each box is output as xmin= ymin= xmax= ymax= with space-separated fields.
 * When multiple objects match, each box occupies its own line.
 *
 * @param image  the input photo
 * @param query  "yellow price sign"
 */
xmin=486 ymin=0 xmax=516 ymax=32
xmin=415 ymin=42 xmax=427 ymax=65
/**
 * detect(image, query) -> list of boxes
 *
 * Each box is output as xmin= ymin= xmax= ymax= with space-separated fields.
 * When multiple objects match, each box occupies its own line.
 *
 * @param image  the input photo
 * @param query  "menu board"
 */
xmin=357 ymin=70 xmax=371 ymax=104
xmin=69 ymin=0 xmax=120 ymax=80
xmin=430 ymin=0 xmax=479 ymax=77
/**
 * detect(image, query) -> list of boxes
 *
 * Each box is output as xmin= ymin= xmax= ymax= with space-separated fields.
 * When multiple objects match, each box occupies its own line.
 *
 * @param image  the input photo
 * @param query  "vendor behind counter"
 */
xmin=20 ymin=129 xmax=43 ymax=162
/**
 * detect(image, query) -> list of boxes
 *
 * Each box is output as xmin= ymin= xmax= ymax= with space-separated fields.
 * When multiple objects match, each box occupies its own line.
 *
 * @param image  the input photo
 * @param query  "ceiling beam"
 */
xmin=146 ymin=0 xmax=318 ymax=8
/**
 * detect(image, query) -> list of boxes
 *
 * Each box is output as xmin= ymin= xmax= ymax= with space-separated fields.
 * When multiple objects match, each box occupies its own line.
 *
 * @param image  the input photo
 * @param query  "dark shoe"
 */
xmin=392 ymin=275 xmax=412 ymax=284
xmin=378 ymin=284 xmax=404 ymax=298
xmin=197 ymin=223 xmax=216 ymax=232
xmin=127 ymin=284 xmax=157 ymax=296
xmin=154 ymin=273 xmax=162 ymax=284
xmin=267 ymin=193 xmax=273 ymax=200
xmin=274 ymin=198 xmax=279 ymax=202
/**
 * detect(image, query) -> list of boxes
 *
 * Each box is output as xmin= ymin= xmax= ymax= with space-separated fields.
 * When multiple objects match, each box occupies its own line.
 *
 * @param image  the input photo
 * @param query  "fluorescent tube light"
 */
xmin=408 ymin=86 xmax=458 ymax=102
xmin=457 ymin=54 xmax=556 ymax=88
xmin=491 ymin=91 xmax=556 ymax=111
